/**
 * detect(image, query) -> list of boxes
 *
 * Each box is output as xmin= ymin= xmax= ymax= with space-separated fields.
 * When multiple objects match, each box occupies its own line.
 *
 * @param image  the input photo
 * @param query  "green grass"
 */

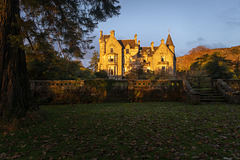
xmin=0 ymin=102 xmax=240 ymax=159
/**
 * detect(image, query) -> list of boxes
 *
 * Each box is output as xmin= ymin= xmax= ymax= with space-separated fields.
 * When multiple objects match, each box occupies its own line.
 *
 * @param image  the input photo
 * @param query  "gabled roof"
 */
xmin=118 ymin=39 xmax=136 ymax=48
xmin=166 ymin=34 xmax=174 ymax=46
xmin=140 ymin=47 xmax=158 ymax=56
xmin=101 ymin=35 xmax=110 ymax=41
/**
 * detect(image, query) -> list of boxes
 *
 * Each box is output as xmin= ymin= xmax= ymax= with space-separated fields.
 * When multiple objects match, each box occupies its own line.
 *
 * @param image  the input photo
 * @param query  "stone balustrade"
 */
xmin=214 ymin=79 xmax=240 ymax=103
xmin=182 ymin=79 xmax=200 ymax=104
xmin=29 ymin=79 xmax=189 ymax=104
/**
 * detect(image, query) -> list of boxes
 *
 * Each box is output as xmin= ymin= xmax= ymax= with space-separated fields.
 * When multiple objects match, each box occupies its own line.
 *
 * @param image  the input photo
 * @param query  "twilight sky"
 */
xmin=83 ymin=0 xmax=240 ymax=67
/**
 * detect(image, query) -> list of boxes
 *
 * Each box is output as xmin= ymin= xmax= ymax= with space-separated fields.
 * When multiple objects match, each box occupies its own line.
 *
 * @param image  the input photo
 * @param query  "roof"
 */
xmin=166 ymin=34 xmax=174 ymax=46
xmin=101 ymin=35 xmax=110 ymax=41
xmin=118 ymin=39 xmax=136 ymax=48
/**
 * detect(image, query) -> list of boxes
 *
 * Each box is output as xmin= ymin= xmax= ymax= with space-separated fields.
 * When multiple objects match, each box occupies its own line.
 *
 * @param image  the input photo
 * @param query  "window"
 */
xmin=109 ymin=66 xmax=117 ymax=76
xmin=161 ymin=56 xmax=165 ymax=62
xmin=108 ymin=56 xmax=117 ymax=63
xmin=126 ymin=49 xmax=129 ymax=53
xmin=108 ymin=56 xmax=114 ymax=62
xmin=111 ymin=48 xmax=113 ymax=53
xmin=114 ymin=66 xmax=117 ymax=75
xmin=109 ymin=68 xmax=113 ymax=75
xmin=143 ymin=60 xmax=146 ymax=63
xmin=162 ymin=66 xmax=166 ymax=70
xmin=130 ymin=58 xmax=132 ymax=63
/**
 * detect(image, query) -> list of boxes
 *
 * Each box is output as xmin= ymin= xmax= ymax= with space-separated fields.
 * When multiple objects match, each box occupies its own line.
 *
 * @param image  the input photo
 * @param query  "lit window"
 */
xmin=109 ymin=67 xmax=114 ymax=75
xmin=108 ymin=56 xmax=117 ymax=63
xmin=161 ymin=56 xmax=165 ymax=62
xmin=108 ymin=56 xmax=114 ymax=62
xmin=114 ymin=66 xmax=117 ymax=75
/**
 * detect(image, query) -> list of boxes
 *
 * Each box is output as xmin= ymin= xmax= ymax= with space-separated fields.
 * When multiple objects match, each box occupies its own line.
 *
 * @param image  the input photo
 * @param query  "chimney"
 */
xmin=134 ymin=34 xmax=137 ymax=44
xmin=138 ymin=40 xmax=140 ymax=46
xmin=161 ymin=39 xmax=165 ymax=44
xmin=110 ymin=30 xmax=115 ymax=37
xmin=151 ymin=41 xmax=154 ymax=51
xmin=100 ymin=30 xmax=103 ymax=38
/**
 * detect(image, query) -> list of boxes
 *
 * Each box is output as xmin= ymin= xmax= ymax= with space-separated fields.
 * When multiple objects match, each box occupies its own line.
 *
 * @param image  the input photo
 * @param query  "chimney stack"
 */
xmin=151 ymin=41 xmax=154 ymax=51
xmin=134 ymin=34 xmax=137 ymax=44
xmin=100 ymin=30 xmax=103 ymax=38
xmin=110 ymin=30 xmax=115 ymax=37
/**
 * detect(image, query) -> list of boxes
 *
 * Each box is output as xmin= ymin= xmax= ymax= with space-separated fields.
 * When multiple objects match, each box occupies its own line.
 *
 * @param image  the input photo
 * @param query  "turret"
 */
xmin=166 ymin=33 xmax=175 ymax=53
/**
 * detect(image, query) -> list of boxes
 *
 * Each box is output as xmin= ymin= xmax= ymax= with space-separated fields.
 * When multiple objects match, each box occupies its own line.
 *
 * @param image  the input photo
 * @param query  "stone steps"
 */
xmin=194 ymin=88 xmax=227 ymax=103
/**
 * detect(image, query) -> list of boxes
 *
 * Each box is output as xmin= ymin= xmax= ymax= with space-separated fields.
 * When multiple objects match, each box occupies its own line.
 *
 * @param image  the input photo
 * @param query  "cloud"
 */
xmin=219 ymin=7 xmax=240 ymax=29
xmin=204 ymin=43 xmax=227 ymax=49
xmin=187 ymin=37 xmax=206 ymax=46
xmin=187 ymin=37 xmax=227 ymax=49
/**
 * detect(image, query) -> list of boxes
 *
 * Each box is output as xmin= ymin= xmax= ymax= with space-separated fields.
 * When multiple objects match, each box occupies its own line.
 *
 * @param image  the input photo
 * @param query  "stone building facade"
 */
xmin=98 ymin=30 xmax=176 ymax=79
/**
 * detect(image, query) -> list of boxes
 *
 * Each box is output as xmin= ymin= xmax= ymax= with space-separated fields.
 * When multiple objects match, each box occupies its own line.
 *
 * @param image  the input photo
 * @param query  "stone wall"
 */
xmin=214 ymin=79 xmax=240 ymax=104
xmin=30 ymin=79 xmax=188 ymax=105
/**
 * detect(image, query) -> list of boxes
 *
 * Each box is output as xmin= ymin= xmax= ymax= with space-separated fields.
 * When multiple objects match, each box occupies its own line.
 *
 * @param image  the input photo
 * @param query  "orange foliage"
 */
xmin=177 ymin=45 xmax=240 ymax=71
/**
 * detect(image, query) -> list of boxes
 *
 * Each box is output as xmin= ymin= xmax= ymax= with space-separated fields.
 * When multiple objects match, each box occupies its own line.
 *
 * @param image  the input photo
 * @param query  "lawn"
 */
xmin=0 ymin=102 xmax=240 ymax=159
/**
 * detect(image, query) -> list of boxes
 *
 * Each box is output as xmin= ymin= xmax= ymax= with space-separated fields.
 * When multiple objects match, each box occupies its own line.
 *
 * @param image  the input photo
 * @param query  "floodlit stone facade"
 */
xmin=98 ymin=30 xmax=176 ymax=79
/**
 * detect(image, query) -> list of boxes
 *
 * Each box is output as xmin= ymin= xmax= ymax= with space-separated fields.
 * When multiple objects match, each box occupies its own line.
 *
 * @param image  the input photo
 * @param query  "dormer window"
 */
xmin=126 ymin=49 xmax=129 ymax=53
xmin=111 ymin=48 xmax=113 ymax=53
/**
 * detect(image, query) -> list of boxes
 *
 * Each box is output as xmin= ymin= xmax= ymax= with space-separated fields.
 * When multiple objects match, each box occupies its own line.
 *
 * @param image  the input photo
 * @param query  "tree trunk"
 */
xmin=0 ymin=0 xmax=36 ymax=121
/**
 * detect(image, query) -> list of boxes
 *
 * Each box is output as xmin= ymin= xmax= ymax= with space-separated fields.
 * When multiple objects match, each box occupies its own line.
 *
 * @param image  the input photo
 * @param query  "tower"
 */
xmin=166 ymin=33 xmax=175 ymax=53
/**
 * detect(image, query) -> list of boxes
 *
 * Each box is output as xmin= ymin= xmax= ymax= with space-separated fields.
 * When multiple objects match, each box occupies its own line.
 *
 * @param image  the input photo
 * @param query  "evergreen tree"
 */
xmin=190 ymin=53 xmax=234 ymax=79
xmin=89 ymin=50 xmax=99 ymax=72
xmin=0 ymin=0 xmax=120 ymax=121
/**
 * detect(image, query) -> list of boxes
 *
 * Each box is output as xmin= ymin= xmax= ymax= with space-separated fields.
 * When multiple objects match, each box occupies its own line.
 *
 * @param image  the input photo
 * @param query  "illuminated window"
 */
xmin=109 ymin=67 xmax=114 ymax=75
xmin=161 ymin=56 xmax=165 ymax=62
xmin=109 ymin=66 xmax=117 ymax=76
xmin=108 ymin=56 xmax=117 ymax=63
xmin=108 ymin=56 xmax=114 ymax=62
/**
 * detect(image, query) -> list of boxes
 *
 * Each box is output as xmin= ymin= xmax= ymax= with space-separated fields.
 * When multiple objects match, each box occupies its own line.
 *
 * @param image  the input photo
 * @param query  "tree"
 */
xmin=89 ymin=50 xmax=99 ymax=72
xmin=0 ymin=0 xmax=120 ymax=121
xmin=94 ymin=70 xmax=108 ymax=79
xmin=27 ymin=51 xmax=83 ymax=80
xmin=190 ymin=53 xmax=234 ymax=79
xmin=188 ymin=46 xmax=210 ymax=55
xmin=233 ymin=56 xmax=240 ymax=79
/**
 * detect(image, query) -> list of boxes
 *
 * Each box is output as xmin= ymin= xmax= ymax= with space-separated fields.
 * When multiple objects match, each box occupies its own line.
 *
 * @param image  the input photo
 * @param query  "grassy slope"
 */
xmin=0 ymin=102 xmax=240 ymax=159
xmin=177 ymin=45 xmax=240 ymax=71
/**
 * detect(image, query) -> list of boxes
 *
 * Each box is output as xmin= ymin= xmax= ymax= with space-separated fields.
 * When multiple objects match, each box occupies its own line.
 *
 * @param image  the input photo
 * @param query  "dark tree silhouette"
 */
xmin=89 ymin=50 xmax=99 ymax=72
xmin=0 ymin=0 xmax=120 ymax=121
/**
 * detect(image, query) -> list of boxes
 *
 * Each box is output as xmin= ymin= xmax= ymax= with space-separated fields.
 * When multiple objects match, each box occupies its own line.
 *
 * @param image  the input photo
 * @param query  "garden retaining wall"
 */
xmin=30 ymin=79 xmax=188 ymax=105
